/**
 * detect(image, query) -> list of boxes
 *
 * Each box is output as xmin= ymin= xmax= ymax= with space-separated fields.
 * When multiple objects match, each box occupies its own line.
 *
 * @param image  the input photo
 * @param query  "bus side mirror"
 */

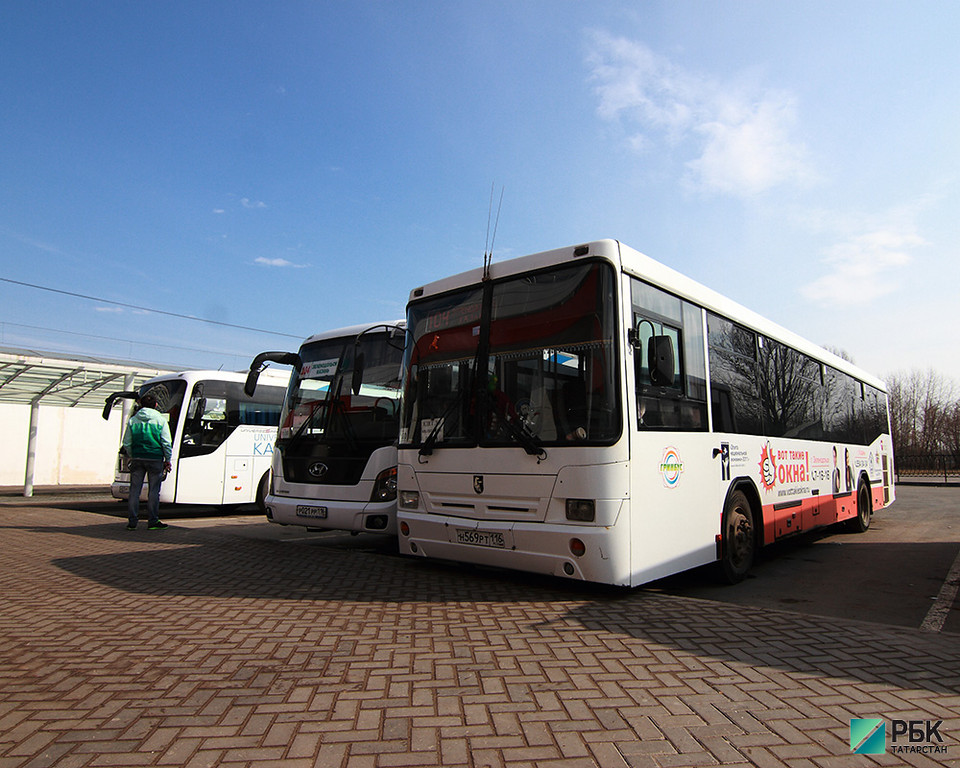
xmin=245 ymin=351 xmax=301 ymax=396
xmin=352 ymin=351 xmax=365 ymax=396
xmin=102 ymin=391 xmax=138 ymax=420
xmin=648 ymin=335 xmax=676 ymax=386
xmin=244 ymin=368 xmax=261 ymax=398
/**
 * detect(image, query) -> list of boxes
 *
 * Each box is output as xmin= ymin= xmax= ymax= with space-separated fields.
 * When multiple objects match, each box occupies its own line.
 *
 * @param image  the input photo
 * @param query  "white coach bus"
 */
xmin=396 ymin=240 xmax=894 ymax=586
xmin=103 ymin=369 xmax=287 ymax=507
xmin=244 ymin=321 xmax=406 ymax=534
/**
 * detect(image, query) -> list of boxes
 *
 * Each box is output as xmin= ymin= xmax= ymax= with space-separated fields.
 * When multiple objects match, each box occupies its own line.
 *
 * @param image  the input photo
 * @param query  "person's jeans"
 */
xmin=128 ymin=459 xmax=164 ymax=526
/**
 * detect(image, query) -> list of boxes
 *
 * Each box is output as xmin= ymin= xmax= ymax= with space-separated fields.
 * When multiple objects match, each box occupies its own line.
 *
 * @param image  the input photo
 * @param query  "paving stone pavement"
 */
xmin=0 ymin=505 xmax=958 ymax=768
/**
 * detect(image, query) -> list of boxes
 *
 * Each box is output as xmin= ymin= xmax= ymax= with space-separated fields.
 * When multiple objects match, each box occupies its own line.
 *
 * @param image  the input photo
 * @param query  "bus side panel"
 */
xmin=737 ymin=434 xmax=893 ymax=542
xmin=222 ymin=425 xmax=277 ymax=505
xmin=628 ymin=433 xmax=722 ymax=586
xmin=174 ymin=448 xmax=227 ymax=504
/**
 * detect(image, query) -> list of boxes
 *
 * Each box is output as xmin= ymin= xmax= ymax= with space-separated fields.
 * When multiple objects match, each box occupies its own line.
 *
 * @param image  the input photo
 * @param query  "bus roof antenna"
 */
xmin=483 ymin=184 xmax=504 ymax=282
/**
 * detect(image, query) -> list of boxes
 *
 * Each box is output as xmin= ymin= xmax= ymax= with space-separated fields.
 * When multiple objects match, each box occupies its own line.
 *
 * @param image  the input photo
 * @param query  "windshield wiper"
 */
xmin=503 ymin=416 xmax=546 ymax=460
xmin=418 ymin=390 xmax=466 ymax=457
xmin=418 ymin=417 xmax=445 ymax=457
xmin=479 ymin=386 xmax=547 ymax=460
xmin=286 ymin=399 xmax=329 ymax=443
xmin=418 ymin=342 xmax=483 ymax=459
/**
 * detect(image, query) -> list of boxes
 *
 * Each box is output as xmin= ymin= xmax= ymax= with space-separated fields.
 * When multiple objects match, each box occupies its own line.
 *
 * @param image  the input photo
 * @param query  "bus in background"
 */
xmin=245 ymin=321 xmax=406 ymax=535
xmin=396 ymin=240 xmax=894 ymax=587
xmin=103 ymin=369 xmax=287 ymax=508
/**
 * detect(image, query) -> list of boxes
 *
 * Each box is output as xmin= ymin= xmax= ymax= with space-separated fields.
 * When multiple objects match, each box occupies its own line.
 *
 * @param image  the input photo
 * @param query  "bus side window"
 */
xmin=631 ymin=278 xmax=707 ymax=432
xmin=707 ymin=313 xmax=763 ymax=436
xmin=632 ymin=319 xmax=706 ymax=431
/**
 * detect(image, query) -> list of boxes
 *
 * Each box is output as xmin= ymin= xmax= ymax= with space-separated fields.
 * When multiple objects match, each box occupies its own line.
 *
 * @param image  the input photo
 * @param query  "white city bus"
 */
xmin=396 ymin=240 xmax=895 ymax=586
xmin=103 ymin=369 xmax=288 ymax=507
xmin=245 ymin=321 xmax=406 ymax=534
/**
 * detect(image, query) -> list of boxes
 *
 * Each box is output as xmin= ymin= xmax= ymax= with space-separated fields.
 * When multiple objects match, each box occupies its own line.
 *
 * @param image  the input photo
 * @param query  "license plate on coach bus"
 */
xmin=455 ymin=528 xmax=505 ymax=548
xmin=296 ymin=505 xmax=328 ymax=519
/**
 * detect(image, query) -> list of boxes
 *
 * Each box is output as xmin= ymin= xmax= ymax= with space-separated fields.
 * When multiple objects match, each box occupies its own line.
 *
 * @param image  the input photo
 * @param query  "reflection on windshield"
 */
xmin=400 ymin=261 xmax=621 ymax=450
xmin=278 ymin=332 xmax=403 ymax=449
xmin=139 ymin=380 xmax=187 ymax=435
xmin=179 ymin=380 xmax=283 ymax=458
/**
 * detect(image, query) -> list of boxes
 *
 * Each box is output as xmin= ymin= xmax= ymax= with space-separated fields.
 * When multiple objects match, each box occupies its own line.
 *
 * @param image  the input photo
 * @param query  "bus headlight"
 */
xmin=371 ymin=467 xmax=398 ymax=502
xmin=565 ymin=499 xmax=596 ymax=522
xmin=399 ymin=490 xmax=420 ymax=510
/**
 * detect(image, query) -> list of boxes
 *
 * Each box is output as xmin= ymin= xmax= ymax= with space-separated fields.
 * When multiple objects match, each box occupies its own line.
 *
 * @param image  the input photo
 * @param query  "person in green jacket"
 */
xmin=122 ymin=393 xmax=173 ymax=530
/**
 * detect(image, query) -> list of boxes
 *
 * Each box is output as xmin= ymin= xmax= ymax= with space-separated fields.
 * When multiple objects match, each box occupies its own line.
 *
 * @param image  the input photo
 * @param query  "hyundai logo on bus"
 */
xmin=308 ymin=462 xmax=329 ymax=479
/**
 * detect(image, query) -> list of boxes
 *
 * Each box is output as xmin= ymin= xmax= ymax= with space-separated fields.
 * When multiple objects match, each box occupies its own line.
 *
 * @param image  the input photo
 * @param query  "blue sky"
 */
xmin=2 ymin=1 xmax=958 ymax=384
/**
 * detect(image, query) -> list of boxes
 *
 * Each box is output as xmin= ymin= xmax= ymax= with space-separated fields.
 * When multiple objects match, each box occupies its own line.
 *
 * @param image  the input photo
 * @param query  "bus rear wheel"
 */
xmin=848 ymin=481 xmax=872 ymax=533
xmin=720 ymin=489 xmax=755 ymax=584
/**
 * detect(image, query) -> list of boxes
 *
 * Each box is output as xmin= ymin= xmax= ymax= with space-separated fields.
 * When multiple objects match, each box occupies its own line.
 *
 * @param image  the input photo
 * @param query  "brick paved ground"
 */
xmin=1 ymin=504 xmax=958 ymax=768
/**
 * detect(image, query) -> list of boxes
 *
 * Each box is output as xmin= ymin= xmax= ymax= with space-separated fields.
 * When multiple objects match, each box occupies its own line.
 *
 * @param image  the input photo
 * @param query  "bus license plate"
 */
xmin=456 ymin=528 xmax=505 ymax=548
xmin=296 ymin=505 xmax=328 ymax=519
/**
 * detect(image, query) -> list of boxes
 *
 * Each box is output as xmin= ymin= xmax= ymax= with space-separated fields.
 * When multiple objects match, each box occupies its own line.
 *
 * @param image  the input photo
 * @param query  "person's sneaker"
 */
xmin=148 ymin=522 xmax=168 ymax=530
xmin=126 ymin=523 xmax=137 ymax=530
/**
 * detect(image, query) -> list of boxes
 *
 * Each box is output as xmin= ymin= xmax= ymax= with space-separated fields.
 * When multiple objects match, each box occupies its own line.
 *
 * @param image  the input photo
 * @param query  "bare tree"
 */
xmin=824 ymin=345 xmax=855 ymax=364
xmin=886 ymin=369 xmax=959 ymax=468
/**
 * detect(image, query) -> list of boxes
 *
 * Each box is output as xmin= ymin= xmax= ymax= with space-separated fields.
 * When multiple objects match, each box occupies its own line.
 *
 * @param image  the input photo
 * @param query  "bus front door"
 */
xmin=173 ymin=448 xmax=227 ymax=505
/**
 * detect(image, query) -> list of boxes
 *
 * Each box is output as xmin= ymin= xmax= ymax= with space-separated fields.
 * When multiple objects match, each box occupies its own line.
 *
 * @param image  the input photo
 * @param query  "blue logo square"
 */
xmin=850 ymin=718 xmax=886 ymax=754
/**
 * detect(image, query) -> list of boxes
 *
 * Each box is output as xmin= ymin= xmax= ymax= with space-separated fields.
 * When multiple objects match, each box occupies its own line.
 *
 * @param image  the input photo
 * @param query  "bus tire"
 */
xmin=849 ymin=481 xmax=872 ymax=533
xmin=719 ymin=489 xmax=756 ymax=584
xmin=256 ymin=471 xmax=270 ymax=513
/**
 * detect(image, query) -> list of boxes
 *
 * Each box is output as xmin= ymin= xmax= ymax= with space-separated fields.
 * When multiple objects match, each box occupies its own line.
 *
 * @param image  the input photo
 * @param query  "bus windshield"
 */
xmin=179 ymin=379 xmax=283 ymax=458
xmin=401 ymin=261 xmax=621 ymax=450
xmin=279 ymin=330 xmax=403 ymax=452
xmin=138 ymin=379 xmax=188 ymax=436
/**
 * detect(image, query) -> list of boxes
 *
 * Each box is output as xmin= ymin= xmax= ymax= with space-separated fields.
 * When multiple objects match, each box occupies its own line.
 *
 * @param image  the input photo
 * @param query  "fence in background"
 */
xmin=895 ymin=454 xmax=960 ymax=483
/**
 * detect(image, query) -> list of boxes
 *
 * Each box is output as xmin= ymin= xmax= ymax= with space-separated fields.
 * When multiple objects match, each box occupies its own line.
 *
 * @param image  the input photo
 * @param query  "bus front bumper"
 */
xmin=396 ymin=511 xmax=632 ymax=586
xmin=264 ymin=494 xmax=397 ymax=535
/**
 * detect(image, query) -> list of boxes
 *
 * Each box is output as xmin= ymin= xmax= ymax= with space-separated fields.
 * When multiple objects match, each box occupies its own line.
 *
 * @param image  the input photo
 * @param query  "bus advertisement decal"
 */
xmin=659 ymin=447 xmax=684 ymax=488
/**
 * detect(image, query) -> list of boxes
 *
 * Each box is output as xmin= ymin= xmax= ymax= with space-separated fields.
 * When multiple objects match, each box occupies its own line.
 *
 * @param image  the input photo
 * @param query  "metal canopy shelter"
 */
xmin=0 ymin=347 xmax=176 ymax=496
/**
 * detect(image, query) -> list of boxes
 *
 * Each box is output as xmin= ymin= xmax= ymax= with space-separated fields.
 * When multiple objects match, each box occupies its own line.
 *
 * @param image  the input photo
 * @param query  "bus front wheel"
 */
xmin=720 ymin=489 xmax=756 ymax=584
xmin=256 ymin=472 xmax=270 ymax=513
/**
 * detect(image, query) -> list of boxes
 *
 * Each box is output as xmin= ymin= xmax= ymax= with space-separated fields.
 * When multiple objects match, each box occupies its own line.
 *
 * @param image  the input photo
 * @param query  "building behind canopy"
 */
xmin=0 ymin=347 xmax=176 ymax=495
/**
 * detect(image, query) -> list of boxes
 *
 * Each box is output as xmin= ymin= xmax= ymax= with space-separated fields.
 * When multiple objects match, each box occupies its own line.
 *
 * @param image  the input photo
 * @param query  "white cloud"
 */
xmin=688 ymin=95 xmax=810 ymax=196
xmin=801 ymin=216 xmax=926 ymax=304
xmin=255 ymin=257 xmax=306 ymax=268
xmin=241 ymin=198 xmax=267 ymax=209
xmin=586 ymin=32 xmax=811 ymax=197
xmin=589 ymin=35 xmax=696 ymax=137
